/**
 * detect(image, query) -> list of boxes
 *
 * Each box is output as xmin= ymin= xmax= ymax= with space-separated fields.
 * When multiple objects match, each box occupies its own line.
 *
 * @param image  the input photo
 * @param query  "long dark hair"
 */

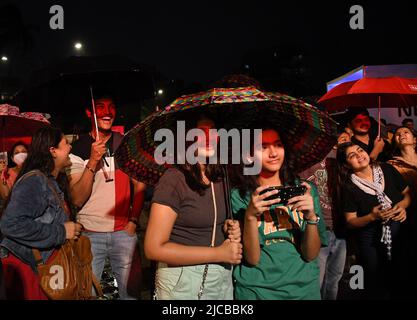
xmin=173 ymin=112 xmax=224 ymax=195
xmin=334 ymin=142 xmax=355 ymax=217
xmin=335 ymin=141 xmax=378 ymax=215
xmin=18 ymin=127 xmax=64 ymax=179
xmin=1 ymin=127 xmax=64 ymax=218
xmin=336 ymin=142 xmax=354 ymax=185
xmin=390 ymin=126 xmax=417 ymax=157
xmin=230 ymin=127 xmax=299 ymax=198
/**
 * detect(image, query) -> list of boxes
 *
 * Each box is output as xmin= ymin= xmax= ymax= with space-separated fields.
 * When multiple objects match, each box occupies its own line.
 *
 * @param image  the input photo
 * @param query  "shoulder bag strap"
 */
xmin=222 ymin=165 xmax=233 ymax=220
xmin=32 ymin=248 xmax=44 ymax=266
xmin=197 ymin=182 xmax=218 ymax=300
xmin=11 ymin=170 xmax=50 ymax=266
xmin=23 ymin=171 xmax=69 ymax=266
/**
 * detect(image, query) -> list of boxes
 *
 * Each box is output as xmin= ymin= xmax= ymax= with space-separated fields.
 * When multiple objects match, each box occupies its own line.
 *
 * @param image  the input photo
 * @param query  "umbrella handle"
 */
xmin=378 ymin=95 xmax=381 ymax=138
xmin=89 ymin=86 xmax=100 ymax=141
xmin=89 ymin=86 xmax=112 ymax=182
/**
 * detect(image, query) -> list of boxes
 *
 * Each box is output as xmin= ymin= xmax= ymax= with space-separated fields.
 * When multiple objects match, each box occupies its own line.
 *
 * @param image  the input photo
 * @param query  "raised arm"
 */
xmin=242 ymin=186 xmax=281 ymax=266
xmin=144 ymin=203 xmax=242 ymax=266
xmin=67 ymin=140 xmax=106 ymax=208
xmin=288 ymin=182 xmax=321 ymax=262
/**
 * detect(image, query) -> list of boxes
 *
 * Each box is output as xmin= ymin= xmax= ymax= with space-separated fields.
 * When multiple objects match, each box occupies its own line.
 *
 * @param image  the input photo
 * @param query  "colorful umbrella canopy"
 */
xmin=0 ymin=104 xmax=50 ymax=152
xmin=115 ymin=87 xmax=338 ymax=185
xmin=318 ymin=77 xmax=417 ymax=113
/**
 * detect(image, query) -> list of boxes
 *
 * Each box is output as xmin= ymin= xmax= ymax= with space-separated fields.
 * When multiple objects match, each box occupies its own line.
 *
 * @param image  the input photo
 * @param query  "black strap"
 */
xmin=112 ymin=131 xmax=123 ymax=170
xmin=222 ymin=165 xmax=233 ymax=220
xmin=112 ymin=131 xmax=137 ymax=210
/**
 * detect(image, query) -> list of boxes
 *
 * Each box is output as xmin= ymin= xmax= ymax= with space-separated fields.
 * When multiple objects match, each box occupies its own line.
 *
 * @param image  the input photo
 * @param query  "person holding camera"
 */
xmin=230 ymin=127 xmax=327 ymax=300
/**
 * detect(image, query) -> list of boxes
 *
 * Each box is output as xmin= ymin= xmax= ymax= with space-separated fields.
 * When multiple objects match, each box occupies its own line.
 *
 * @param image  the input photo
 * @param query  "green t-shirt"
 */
xmin=231 ymin=182 xmax=328 ymax=300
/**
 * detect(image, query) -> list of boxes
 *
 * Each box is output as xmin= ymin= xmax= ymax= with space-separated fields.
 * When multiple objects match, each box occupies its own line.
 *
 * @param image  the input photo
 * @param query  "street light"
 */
xmin=1 ymin=56 xmax=8 ymax=62
xmin=158 ymin=89 xmax=164 ymax=95
xmin=74 ymin=42 xmax=83 ymax=50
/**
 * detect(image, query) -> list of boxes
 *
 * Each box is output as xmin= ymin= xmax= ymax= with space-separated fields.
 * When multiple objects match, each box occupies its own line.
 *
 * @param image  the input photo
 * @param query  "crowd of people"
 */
xmin=0 ymin=89 xmax=416 ymax=301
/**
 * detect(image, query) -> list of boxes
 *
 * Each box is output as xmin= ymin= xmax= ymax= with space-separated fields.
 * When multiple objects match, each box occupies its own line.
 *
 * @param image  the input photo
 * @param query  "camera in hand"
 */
xmin=259 ymin=185 xmax=307 ymax=205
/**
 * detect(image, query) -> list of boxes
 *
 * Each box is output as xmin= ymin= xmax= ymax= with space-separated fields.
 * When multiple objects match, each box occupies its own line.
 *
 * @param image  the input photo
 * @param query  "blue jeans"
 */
xmin=83 ymin=230 xmax=138 ymax=300
xmin=319 ymin=230 xmax=346 ymax=300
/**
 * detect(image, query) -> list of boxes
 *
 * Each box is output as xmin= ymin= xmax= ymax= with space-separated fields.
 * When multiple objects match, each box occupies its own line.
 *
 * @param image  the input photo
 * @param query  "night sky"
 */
xmin=2 ymin=1 xmax=416 ymax=91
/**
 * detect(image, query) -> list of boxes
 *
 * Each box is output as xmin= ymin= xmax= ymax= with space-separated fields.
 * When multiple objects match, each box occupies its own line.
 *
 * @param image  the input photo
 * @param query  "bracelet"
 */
xmin=305 ymin=216 xmax=320 ymax=225
xmin=85 ymin=165 xmax=95 ymax=174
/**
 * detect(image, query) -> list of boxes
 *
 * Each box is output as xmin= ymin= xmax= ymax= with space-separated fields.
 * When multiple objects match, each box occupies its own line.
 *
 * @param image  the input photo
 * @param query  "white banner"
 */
xmin=368 ymin=107 xmax=417 ymax=127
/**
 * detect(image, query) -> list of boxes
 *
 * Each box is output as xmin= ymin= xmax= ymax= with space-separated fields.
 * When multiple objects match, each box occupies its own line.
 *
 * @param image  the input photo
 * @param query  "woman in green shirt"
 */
xmin=231 ymin=128 xmax=327 ymax=300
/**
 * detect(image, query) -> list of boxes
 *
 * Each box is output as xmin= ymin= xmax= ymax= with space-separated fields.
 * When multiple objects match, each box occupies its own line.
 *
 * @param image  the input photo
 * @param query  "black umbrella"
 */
xmin=16 ymin=54 xmax=155 ymax=133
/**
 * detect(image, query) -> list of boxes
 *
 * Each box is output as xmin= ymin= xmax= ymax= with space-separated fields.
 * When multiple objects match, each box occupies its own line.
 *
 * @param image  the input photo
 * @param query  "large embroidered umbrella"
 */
xmin=0 ymin=104 xmax=50 ymax=152
xmin=115 ymin=87 xmax=338 ymax=185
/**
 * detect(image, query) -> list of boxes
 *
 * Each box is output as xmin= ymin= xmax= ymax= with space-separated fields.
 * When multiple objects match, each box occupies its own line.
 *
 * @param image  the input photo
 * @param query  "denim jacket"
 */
xmin=0 ymin=170 xmax=67 ymax=271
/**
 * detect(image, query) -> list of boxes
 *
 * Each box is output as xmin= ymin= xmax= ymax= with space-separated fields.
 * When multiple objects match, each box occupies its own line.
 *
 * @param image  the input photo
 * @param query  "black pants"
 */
xmin=393 ymin=220 xmax=417 ymax=299
xmin=356 ymin=221 xmax=400 ymax=300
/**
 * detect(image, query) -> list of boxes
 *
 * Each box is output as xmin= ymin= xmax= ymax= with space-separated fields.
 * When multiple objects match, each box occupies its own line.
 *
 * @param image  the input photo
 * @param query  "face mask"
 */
xmin=13 ymin=152 xmax=28 ymax=166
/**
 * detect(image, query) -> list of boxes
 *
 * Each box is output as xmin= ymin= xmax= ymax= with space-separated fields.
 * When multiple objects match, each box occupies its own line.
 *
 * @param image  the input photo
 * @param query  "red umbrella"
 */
xmin=318 ymin=76 xmax=417 ymax=136
xmin=0 ymin=104 xmax=50 ymax=152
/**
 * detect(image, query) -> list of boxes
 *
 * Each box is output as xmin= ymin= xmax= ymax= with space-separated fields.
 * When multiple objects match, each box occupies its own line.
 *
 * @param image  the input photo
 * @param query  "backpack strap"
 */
xmin=112 ymin=131 xmax=138 ymax=209
xmin=112 ymin=131 xmax=123 ymax=170
xmin=112 ymin=131 xmax=123 ymax=151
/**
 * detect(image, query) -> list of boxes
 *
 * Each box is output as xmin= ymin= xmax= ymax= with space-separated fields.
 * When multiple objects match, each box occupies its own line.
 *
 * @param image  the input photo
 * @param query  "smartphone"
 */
xmin=259 ymin=185 xmax=307 ymax=205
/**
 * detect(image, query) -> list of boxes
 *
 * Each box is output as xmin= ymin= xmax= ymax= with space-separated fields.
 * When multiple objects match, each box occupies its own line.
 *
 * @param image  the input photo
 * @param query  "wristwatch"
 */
xmin=305 ymin=215 xmax=320 ymax=225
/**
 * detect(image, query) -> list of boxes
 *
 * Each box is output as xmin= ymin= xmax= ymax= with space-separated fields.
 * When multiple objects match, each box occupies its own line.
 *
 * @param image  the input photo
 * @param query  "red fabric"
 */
xmin=130 ymin=187 xmax=145 ymax=221
xmin=318 ymin=77 xmax=417 ymax=112
xmin=0 ymin=104 xmax=49 ymax=152
xmin=4 ymin=168 xmax=18 ymax=189
xmin=113 ymin=169 xmax=132 ymax=231
xmin=1 ymin=253 xmax=48 ymax=300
